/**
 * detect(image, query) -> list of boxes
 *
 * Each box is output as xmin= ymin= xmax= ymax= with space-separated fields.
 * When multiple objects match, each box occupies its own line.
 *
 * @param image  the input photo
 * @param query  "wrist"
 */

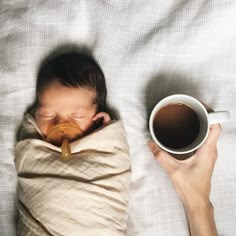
xmin=182 ymin=196 xmax=213 ymax=215
xmin=183 ymin=200 xmax=217 ymax=236
xmin=174 ymin=183 xmax=214 ymax=217
xmin=185 ymin=199 xmax=213 ymax=216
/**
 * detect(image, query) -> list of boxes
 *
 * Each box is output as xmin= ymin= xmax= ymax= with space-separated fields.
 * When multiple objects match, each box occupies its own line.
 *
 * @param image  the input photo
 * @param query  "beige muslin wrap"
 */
xmin=15 ymin=114 xmax=131 ymax=236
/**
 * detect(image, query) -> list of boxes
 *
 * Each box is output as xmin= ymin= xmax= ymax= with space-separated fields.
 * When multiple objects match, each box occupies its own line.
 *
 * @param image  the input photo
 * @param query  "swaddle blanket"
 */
xmin=14 ymin=113 xmax=131 ymax=236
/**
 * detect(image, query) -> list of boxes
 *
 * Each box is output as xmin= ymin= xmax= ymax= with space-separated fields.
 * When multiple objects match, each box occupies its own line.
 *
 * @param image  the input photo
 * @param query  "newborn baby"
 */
xmin=34 ymin=51 xmax=111 ymax=159
xmin=15 ymin=51 xmax=131 ymax=236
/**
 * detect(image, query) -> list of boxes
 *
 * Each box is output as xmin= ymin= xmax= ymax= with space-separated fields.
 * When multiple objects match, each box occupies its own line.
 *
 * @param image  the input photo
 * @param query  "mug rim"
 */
xmin=149 ymin=94 xmax=210 ymax=154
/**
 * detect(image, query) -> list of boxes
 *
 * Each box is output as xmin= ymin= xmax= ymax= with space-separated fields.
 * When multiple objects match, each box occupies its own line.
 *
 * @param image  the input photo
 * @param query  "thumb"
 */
xmin=148 ymin=141 xmax=178 ymax=175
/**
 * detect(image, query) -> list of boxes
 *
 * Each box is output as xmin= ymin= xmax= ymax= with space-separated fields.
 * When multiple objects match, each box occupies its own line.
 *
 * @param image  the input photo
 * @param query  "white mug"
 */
xmin=149 ymin=94 xmax=230 ymax=155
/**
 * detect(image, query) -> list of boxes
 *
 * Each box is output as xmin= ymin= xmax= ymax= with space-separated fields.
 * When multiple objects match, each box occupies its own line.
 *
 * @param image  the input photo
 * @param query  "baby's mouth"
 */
xmin=45 ymin=123 xmax=84 ymax=160
xmin=45 ymin=123 xmax=84 ymax=146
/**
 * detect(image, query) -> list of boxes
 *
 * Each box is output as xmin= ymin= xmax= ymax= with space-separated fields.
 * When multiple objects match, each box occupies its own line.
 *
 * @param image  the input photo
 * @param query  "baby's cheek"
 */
xmin=38 ymin=123 xmax=50 ymax=136
xmin=77 ymin=120 xmax=94 ymax=133
xmin=36 ymin=119 xmax=52 ymax=136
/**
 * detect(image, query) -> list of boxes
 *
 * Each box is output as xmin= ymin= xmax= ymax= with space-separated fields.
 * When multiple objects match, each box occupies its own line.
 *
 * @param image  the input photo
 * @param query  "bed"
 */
xmin=0 ymin=0 xmax=236 ymax=235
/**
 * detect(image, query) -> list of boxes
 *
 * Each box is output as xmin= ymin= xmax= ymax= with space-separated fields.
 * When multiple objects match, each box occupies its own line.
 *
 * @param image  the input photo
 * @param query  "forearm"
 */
xmin=184 ymin=200 xmax=218 ymax=236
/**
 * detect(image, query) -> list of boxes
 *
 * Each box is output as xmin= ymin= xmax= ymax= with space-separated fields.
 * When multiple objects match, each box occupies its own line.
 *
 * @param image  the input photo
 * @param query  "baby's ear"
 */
xmin=92 ymin=114 xmax=103 ymax=129
xmin=92 ymin=112 xmax=103 ymax=121
xmin=92 ymin=112 xmax=111 ymax=125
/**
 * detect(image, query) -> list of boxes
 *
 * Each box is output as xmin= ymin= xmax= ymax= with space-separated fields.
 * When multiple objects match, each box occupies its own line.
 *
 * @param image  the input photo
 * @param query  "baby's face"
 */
xmin=35 ymin=80 xmax=97 ymax=137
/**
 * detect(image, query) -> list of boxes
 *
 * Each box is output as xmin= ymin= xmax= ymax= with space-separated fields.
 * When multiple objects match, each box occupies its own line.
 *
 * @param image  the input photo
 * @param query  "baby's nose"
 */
xmin=55 ymin=116 xmax=70 ymax=125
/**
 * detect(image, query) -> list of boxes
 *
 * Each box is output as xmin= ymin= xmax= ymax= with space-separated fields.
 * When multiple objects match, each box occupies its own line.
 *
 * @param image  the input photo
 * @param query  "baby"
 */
xmin=34 ymin=52 xmax=111 ymax=153
xmin=15 ymin=51 xmax=131 ymax=236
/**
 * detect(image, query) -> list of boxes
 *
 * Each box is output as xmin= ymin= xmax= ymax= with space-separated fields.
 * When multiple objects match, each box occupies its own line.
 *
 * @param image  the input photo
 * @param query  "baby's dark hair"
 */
xmin=36 ymin=52 xmax=107 ymax=112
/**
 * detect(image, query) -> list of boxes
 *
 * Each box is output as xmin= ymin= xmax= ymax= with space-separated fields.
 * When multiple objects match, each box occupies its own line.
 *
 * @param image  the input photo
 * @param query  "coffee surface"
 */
xmin=153 ymin=103 xmax=200 ymax=149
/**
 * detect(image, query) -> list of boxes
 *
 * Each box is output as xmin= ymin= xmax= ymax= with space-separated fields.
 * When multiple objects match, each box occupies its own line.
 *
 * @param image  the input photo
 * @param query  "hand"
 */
xmin=148 ymin=123 xmax=221 ymax=208
xmin=148 ymin=124 xmax=221 ymax=236
xmin=92 ymin=112 xmax=111 ymax=125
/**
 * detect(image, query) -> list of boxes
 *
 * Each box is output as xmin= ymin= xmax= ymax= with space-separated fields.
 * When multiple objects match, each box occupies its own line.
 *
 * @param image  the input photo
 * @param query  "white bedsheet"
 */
xmin=0 ymin=1 xmax=236 ymax=235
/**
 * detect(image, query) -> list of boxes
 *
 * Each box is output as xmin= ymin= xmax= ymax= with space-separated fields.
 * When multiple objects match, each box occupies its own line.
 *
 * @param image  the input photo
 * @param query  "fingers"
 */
xmin=196 ymin=124 xmax=221 ymax=162
xmin=92 ymin=112 xmax=111 ymax=124
xmin=148 ymin=141 xmax=178 ymax=175
xmin=197 ymin=101 xmax=221 ymax=149
xmin=203 ymin=123 xmax=222 ymax=147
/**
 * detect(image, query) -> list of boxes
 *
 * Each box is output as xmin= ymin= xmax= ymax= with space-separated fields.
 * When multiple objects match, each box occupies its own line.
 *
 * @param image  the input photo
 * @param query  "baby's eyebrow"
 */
xmin=71 ymin=110 xmax=86 ymax=115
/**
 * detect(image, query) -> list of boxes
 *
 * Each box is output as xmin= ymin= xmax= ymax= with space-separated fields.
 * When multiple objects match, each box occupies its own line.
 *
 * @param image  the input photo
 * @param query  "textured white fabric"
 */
xmin=0 ymin=1 xmax=236 ymax=236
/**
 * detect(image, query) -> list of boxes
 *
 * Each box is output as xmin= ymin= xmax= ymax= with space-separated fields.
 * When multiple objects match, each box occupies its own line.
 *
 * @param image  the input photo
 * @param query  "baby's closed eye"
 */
xmin=39 ymin=114 xmax=55 ymax=118
xmin=71 ymin=114 xmax=85 ymax=119
xmin=38 ymin=112 xmax=55 ymax=118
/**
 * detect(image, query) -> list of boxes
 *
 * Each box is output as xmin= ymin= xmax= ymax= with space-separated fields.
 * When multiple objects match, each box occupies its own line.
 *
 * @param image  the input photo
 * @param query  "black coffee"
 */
xmin=153 ymin=103 xmax=200 ymax=149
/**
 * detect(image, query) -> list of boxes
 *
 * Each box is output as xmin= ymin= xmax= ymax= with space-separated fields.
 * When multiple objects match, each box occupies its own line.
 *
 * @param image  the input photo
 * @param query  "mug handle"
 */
xmin=208 ymin=111 xmax=231 ymax=124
